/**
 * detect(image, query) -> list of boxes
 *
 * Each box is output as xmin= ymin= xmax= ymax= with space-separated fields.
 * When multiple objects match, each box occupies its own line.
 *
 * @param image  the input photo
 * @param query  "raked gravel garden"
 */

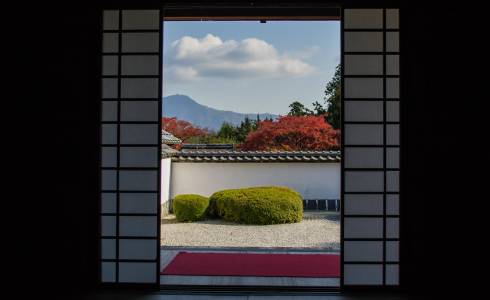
xmin=161 ymin=212 xmax=340 ymax=250
xmin=161 ymin=187 xmax=340 ymax=251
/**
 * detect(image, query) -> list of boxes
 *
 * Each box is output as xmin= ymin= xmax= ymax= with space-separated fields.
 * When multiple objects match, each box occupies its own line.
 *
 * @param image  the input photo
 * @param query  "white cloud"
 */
xmin=284 ymin=46 xmax=320 ymax=60
xmin=165 ymin=34 xmax=315 ymax=81
xmin=170 ymin=66 xmax=198 ymax=81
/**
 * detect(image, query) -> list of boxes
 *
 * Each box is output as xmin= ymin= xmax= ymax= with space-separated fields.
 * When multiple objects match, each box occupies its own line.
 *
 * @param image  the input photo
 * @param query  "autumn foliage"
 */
xmin=162 ymin=115 xmax=340 ymax=151
xmin=240 ymin=115 xmax=340 ymax=151
xmin=162 ymin=117 xmax=208 ymax=142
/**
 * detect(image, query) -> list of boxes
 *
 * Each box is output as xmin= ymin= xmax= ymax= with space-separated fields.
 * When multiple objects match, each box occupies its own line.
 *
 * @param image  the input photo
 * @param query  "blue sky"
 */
xmin=163 ymin=21 xmax=340 ymax=115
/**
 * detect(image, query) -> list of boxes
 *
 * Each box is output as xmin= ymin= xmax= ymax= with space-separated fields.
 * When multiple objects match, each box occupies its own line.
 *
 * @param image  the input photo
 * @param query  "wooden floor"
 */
xmin=86 ymin=292 xmax=412 ymax=300
xmin=161 ymin=275 xmax=340 ymax=287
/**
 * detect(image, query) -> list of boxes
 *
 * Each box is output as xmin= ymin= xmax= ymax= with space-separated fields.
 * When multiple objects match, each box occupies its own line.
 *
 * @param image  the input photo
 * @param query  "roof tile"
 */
xmin=170 ymin=150 xmax=341 ymax=163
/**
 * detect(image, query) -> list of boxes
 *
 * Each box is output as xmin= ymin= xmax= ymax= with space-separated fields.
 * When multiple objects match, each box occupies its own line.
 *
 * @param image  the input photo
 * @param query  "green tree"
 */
xmin=236 ymin=117 xmax=254 ymax=143
xmin=217 ymin=122 xmax=237 ymax=140
xmin=205 ymin=135 xmax=237 ymax=144
xmin=312 ymin=101 xmax=327 ymax=115
xmin=324 ymin=64 xmax=341 ymax=129
xmin=288 ymin=101 xmax=313 ymax=116
xmin=216 ymin=117 xmax=259 ymax=144
xmin=253 ymin=114 xmax=261 ymax=130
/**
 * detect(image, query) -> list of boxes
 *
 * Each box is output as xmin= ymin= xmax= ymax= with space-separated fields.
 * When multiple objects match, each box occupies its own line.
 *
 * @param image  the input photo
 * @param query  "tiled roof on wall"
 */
xmin=181 ymin=144 xmax=235 ymax=151
xmin=171 ymin=150 xmax=341 ymax=163
xmin=161 ymin=130 xmax=182 ymax=145
xmin=161 ymin=144 xmax=180 ymax=158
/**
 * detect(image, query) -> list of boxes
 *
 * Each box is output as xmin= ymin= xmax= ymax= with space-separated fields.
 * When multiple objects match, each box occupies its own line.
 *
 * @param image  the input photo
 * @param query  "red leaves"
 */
xmin=162 ymin=117 xmax=209 ymax=143
xmin=240 ymin=115 xmax=340 ymax=151
xmin=162 ymin=115 xmax=340 ymax=151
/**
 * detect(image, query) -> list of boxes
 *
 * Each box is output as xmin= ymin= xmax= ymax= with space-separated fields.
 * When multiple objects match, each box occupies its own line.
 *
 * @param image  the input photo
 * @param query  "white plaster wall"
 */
xmin=168 ymin=162 xmax=340 ymax=200
xmin=160 ymin=158 xmax=171 ymax=204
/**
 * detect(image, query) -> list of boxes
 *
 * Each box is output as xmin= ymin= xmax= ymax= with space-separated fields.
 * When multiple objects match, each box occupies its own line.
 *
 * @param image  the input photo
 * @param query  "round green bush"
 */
xmin=172 ymin=194 xmax=209 ymax=222
xmin=210 ymin=186 xmax=303 ymax=225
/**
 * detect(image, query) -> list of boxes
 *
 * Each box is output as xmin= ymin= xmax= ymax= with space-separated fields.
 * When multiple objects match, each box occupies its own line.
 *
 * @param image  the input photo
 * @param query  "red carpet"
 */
xmin=161 ymin=252 xmax=340 ymax=277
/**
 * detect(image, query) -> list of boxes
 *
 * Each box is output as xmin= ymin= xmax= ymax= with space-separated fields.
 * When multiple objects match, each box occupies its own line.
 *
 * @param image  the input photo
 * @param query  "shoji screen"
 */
xmin=100 ymin=9 xmax=161 ymax=285
xmin=341 ymin=8 xmax=400 ymax=286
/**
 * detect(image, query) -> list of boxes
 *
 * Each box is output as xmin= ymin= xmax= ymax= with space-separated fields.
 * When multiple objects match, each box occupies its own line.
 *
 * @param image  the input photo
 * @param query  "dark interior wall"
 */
xmin=22 ymin=2 xmax=102 ymax=297
xmin=401 ymin=3 xmax=481 ymax=295
xmin=21 ymin=0 xmax=477 ymax=297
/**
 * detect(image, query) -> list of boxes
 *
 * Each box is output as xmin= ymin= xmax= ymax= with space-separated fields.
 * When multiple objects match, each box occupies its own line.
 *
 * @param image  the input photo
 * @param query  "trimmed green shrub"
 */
xmin=210 ymin=186 xmax=303 ymax=225
xmin=207 ymin=196 xmax=219 ymax=218
xmin=172 ymin=194 xmax=209 ymax=222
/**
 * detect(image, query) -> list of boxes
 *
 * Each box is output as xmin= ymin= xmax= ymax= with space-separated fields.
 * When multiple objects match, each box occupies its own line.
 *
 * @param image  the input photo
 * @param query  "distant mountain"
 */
xmin=163 ymin=94 xmax=279 ymax=131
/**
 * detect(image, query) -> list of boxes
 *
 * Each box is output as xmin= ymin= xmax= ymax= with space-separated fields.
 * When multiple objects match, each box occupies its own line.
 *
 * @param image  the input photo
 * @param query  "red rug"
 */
xmin=161 ymin=252 xmax=340 ymax=277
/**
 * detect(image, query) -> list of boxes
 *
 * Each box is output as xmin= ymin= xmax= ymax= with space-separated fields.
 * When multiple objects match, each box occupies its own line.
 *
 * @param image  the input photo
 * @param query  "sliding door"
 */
xmin=99 ymin=9 xmax=162 ymax=286
xmin=341 ymin=7 xmax=401 ymax=287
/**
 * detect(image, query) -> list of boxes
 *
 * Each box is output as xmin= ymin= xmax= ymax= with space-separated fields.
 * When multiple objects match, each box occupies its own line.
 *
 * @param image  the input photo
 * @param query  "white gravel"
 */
xmin=161 ymin=214 xmax=340 ymax=250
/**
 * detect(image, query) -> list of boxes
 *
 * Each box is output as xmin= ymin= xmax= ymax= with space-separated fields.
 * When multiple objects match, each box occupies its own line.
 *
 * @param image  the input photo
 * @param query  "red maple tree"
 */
xmin=162 ymin=117 xmax=208 ymax=143
xmin=240 ymin=115 xmax=340 ymax=151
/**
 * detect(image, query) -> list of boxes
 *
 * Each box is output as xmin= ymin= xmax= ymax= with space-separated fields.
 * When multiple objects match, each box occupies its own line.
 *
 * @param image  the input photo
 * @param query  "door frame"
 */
xmin=98 ymin=1 xmax=402 ymax=292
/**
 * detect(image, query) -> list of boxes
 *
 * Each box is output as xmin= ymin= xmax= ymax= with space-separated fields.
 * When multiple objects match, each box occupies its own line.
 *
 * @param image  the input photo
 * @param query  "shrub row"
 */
xmin=172 ymin=186 xmax=303 ymax=225
xmin=172 ymin=194 xmax=209 ymax=222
